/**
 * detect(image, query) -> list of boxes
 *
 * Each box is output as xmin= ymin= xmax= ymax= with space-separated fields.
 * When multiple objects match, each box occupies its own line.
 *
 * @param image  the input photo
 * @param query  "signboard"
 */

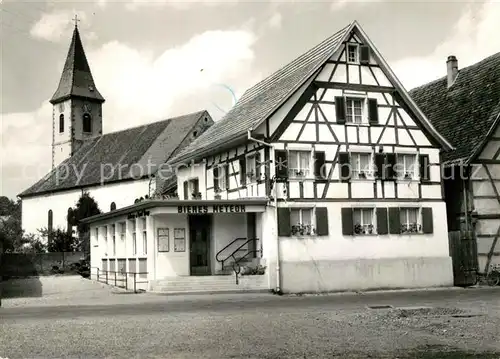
xmin=127 ymin=210 xmax=150 ymax=219
xmin=177 ymin=205 xmax=246 ymax=214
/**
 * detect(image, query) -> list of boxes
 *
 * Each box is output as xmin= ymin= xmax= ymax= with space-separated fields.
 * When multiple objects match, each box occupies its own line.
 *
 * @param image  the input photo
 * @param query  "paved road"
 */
xmin=1 ymin=288 xmax=500 ymax=358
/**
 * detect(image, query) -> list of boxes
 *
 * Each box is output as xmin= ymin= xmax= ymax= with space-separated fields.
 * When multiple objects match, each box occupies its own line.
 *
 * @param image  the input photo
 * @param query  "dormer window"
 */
xmin=347 ymin=43 xmax=359 ymax=64
xmin=59 ymin=114 xmax=64 ymax=133
xmin=83 ymin=113 xmax=92 ymax=133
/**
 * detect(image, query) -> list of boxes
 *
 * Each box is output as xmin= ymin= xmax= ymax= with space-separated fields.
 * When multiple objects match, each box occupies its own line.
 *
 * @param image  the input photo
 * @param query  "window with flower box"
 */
xmin=277 ymin=207 xmax=329 ymax=236
xmin=396 ymin=154 xmax=417 ymax=180
xmin=353 ymin=208 xmax=376 ymax=235
xmin=290 ymin=208 xmax=315 ymax=236
xmin=399 ymin=208 xmax=421 ymax=234
xmin=350 ymin=152 xmax=373 ymax=179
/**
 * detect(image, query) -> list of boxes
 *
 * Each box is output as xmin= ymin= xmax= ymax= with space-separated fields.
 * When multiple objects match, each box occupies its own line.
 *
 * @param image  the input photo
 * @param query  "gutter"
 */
xmin=246 ymin=129 xmax=281 ymax=294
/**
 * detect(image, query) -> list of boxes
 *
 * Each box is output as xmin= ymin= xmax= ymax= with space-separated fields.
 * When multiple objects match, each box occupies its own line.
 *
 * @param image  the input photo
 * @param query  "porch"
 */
xmin=86 ymin=198 xmax=271 ymax=292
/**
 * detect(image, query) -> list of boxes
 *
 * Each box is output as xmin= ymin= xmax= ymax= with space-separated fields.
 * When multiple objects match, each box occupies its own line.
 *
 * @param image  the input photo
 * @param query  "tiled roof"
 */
xmin=410 ymin=52 xmax=500 ymax=165
xmin=170 ymin=21 xmax=452 ymax=164
xmin=169 ymin=23 xmax=353 ymax=163
xmin=19 ymin=111 xmax=208 ymax=197
xmin=50 ymin=26 xmax=104 ymax=104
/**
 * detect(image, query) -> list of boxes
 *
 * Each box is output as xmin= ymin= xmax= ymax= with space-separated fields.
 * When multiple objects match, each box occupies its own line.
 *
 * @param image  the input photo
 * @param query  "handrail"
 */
xmin=215 ymin=237 xmax=247 ymax=263
xmin=91 ymin=267 xmax=148 ymax=293
xmin=216 ymin=237 xmax=259 ymax=270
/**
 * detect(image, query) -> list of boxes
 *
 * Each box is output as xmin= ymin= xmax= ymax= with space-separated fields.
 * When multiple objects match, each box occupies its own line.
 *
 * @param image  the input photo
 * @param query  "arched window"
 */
xmin=83 ymin=113 xmax=92 ymax=133
xmin=67 ymin=208 xmax=74 ymax=234
xmin=59 ymin=114 xmax=64 ymax=133
xmin=48 ymin=210 xmax=54 ymax=244
xmin=110 ymin=202 xmax=116 ymax=211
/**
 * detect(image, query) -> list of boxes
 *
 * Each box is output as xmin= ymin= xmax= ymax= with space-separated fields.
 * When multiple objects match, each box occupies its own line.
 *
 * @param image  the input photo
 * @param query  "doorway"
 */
xmin=188 ymin=215 xmax=211 ymax=275
xmin=247 ymin=213 xmax=257 ymax=258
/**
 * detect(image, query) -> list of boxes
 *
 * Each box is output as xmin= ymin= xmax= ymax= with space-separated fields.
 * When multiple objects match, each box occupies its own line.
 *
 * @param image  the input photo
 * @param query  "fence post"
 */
xmin=106 ymin=270 xmax=108 ymax=284
xmin=134 ymin=273 xmax=136 ymax=293
xmin=125 ymin=272 xmax=128 ymax=291
xmin=97 ymin=268 xmax=99 ymax=282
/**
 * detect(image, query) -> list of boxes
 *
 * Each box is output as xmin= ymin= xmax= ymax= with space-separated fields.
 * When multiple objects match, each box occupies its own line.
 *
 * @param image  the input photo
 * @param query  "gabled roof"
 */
xmin=19 ymin=111 xmax=209 ymax=198
xmin=410 ymin=52 xmax=500 ymax=165
xmin=50 ymin=26 xmax=104 ymax=104
xmin=170 ymin=21 xmax=452 ymax=164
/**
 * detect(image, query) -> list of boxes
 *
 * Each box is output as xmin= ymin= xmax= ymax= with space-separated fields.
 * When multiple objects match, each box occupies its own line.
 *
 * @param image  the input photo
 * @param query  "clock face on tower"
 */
xmin=83 ymin=103 xmax=92 ymax=112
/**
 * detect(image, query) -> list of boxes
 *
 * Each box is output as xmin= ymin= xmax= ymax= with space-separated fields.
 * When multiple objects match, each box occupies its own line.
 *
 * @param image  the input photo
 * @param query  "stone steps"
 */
xmin=149 ymin=275 xmax=268 ymax=294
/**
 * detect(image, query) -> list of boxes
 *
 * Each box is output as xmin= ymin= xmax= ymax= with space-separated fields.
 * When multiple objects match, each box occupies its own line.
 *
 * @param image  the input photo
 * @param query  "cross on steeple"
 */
xmin=72 ymin=14 xmax=80 ymax=28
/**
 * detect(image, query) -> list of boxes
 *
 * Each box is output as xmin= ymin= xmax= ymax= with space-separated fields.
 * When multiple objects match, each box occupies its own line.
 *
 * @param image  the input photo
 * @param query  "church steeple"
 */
xmin=49 ymin=24 xmax=104 ymax=105
xmin=50 ymin=24 xmax=104 ymax=170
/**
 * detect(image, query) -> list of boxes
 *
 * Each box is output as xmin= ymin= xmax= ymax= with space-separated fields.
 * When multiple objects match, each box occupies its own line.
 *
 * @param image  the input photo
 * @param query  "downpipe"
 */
xmin=247 ymin=129 xmax=281 ymax=294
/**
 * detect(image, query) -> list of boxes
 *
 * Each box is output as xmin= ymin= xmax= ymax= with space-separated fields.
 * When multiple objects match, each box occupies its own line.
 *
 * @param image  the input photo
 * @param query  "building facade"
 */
xmin=411 ymin=52 xmax=500 ymax=281
xmin=85 ymin=21 xmax=455 ymax=293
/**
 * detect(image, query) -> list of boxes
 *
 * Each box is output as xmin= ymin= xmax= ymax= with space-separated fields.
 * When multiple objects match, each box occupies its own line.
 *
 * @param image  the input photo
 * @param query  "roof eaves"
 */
xmin=354 ymin=23 xmax=454 ymax=152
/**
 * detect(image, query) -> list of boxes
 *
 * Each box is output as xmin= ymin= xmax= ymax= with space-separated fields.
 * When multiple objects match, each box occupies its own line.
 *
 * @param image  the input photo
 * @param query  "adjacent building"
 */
xmin=410 ymin=52 xmax=500 ymax=278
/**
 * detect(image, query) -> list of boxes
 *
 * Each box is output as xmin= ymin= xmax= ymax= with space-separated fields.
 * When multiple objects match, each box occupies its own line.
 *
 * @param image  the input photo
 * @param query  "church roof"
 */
xmin=50 ymin=26 xmax=105 ymax=104
xmin=19 ymin=110 xmax=211 ymax=198
xmin=410 ymin=52 xmax=500 ymax=165
xmin=169 ymin=21 xmax=452 ymax=165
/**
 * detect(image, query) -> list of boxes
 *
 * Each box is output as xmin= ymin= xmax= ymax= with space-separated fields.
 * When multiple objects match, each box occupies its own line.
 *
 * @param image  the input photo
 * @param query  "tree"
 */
xmin=70 ymin=192 xmax=102 ymax=253
xmin=0 ymin=196 xmax=30 ymax=253
xmin=38 ymin=227 xmax=77 ymax=252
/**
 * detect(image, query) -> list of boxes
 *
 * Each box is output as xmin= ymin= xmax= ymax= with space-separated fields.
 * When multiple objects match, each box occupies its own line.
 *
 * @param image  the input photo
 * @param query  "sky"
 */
xmin=1 ymin=0 xmax=499 ymax=199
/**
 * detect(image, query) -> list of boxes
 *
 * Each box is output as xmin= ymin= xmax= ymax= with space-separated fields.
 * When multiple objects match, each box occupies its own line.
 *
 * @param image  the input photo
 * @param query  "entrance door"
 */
xmin=189 ymin=215 xmax=211 ymax=275
xmin=247 ymin=213 xmax=257 ymax=258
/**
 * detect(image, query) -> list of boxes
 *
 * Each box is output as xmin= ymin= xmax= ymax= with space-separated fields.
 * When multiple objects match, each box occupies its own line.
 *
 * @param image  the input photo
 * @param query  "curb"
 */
xmin=147 ymin=289 xmax=270 ymax=296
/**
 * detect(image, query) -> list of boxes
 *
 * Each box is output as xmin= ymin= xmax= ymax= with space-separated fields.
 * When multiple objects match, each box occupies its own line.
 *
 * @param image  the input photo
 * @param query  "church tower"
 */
xmin=49 ymin=23 xmax=105 ymax=169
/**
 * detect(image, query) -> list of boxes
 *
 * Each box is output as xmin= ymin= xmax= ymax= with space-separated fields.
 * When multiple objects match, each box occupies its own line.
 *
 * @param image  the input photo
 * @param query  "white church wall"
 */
xmin=22 ymin=178 xmax=150 ymax=238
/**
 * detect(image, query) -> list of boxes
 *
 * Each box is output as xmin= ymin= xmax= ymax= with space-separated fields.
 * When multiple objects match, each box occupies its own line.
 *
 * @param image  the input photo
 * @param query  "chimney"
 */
xmin=446 ymin=55 xmax=458 ymax=87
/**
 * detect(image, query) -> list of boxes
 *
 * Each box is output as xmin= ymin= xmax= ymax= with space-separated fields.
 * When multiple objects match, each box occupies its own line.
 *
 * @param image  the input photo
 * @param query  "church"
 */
xmin=18 ymin=25 xmax=214 ymax=238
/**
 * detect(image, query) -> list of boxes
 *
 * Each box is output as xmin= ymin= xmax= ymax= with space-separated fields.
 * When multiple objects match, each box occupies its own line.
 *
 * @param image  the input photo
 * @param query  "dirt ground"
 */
xmin=1 ymin=284 xmax=499 ymax=358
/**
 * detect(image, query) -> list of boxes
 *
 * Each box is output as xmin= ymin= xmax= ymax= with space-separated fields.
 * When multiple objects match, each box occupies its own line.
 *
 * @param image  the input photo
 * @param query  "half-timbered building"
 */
xmin=85 ymin=21 xmax=455 ymax=294
xmin=410 ymin=52 xmax=500 ymax=285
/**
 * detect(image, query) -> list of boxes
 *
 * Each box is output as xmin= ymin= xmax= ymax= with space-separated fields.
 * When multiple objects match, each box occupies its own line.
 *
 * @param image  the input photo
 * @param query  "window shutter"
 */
xmin=213 ymin=166 xmax=219 ymax=190
xmin=277 ymin=208 xmax=291 ymax=236
xmin=341 ymin=207 xmax=353 ymax=235
xmin=368 ymin=99 xmax=379 ymax=124
xmin=386 ymin=153 xmax=396 ymax=180
xmin=239 ymin=158 xmax=247 ymax=186
xmin=419 ymin=154 xmax=430 ymax=182
xmin=315 ymin=207 xmax=329 ymax=235
xmin=422 ymin=207 xmax=433 ymax=234
xmin=183 ymin=181 xmax=188 ymax=200
xmin=376 ymin=207 xmax=388 ymax=235
xmin=275 ymin=150 xmax=288 ymax=180
xmin=335 ymin=97 xmax=346 ymax=124
xmin=375 ymin=153 xmax=385 ymax=179
xmin=314 ymin=151 xmax=326 ymax=179
xmin=255 ymin=152 xmax=262 ymax=180
xmin=360 ymin=45 xmax=370 ymax=64
xmin=338 ymin=152 xmax=351 ymax=182
xmin=225 ymin=164 xmax=230 ymax=190
xmin=388 ymin=207 xmax=400 ymax=234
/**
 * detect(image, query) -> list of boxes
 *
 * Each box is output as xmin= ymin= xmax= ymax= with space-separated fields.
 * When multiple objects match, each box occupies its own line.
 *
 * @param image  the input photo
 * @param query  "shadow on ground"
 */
xmin=1 ymin=256 xmax=43 ymax=299
xmin=1 ymin=277 xmax=43 ymax=298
